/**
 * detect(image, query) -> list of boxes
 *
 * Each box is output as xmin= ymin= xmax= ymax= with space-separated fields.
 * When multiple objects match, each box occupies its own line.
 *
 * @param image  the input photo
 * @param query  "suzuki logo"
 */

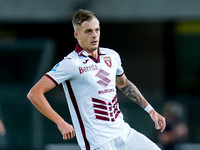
xmin=95 ymin=69 xmax=111 ymax=87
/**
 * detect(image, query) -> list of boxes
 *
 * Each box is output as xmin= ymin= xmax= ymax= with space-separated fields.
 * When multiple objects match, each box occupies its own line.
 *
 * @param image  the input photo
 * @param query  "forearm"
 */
xmin=27 ymin=91 xmax=64 ymax=125
xmin=28 ymin=92 xmax=75 ymax=139
xmin=27 ymin=76 xmax=75 ymax=139
xmin=117 ymin=76 xmax=166 ymax=132
xmin=120 ymin=79 xmax=148 ymax=108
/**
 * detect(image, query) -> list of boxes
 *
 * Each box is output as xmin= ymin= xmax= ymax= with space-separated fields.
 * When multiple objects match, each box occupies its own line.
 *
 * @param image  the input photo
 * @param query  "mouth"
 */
xmin=91 ymin=41 xmax=98 ymax=45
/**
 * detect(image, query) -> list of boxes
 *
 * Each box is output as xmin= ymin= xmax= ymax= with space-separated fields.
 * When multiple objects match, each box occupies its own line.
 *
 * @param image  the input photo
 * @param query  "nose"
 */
xmin=92 ymin=31 xmax=98 ymax=38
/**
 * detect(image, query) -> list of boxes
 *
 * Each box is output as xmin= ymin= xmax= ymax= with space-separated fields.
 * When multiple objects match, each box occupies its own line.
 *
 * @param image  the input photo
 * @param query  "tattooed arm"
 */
xmin=116 ymin=74 xmax=148 ymax=108
xmin=116 ymin=74 xmax=166 ymax=132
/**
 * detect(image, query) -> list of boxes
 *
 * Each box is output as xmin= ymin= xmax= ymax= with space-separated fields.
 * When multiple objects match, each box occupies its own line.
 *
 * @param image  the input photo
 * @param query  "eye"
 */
xmin=85 ymin=29 xmax=92 ymax=33
xmin=96 ymin=28 xmax=100 ymax=32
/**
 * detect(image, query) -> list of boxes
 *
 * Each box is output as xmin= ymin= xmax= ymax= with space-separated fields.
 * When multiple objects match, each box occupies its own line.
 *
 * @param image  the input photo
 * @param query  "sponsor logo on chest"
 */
xmin=79 ymin=56 xmax=112 ymax=74
xmin=79 ymin=65 xmax=98 ymax=74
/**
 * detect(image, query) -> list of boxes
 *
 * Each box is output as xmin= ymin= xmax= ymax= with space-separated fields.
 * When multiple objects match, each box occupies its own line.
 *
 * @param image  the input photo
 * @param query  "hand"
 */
xmin=0 ymin=119 xmax=6 ymax=136
xmin=149 ymin=109 xmax=166 ymax=132
xmin=57 ymin=121 xmax=75 ymax=140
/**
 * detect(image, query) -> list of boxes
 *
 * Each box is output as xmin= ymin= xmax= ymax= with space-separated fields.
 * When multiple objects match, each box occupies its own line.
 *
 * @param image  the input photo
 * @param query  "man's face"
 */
xmin=74 ymin=17 xmax=100 ymax=53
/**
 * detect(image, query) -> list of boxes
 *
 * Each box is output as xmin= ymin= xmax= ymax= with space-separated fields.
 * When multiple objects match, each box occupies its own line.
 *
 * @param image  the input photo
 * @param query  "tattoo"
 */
xmin=121 ymin=80 xmax=143 ymax=107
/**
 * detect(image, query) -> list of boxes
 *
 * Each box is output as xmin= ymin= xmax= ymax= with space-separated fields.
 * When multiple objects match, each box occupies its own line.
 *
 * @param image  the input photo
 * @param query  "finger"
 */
xmin=63 ymin=134 xmax=67 ymax=140
xmin=69 ymin=127 xmax=75 ymax=138
xmin=156 ymin=124 xmax=161 ymax=130
xmin=67 ymin=133 xmax=71 ymax=139
xmin=155 ymin=119 xmax=160 ymax=130
xmin=160 ymin=121 xmax=166 ymax=132
xmin=70 ymin=131 xmax=74 ymax=139
xmin=69 ymin=132 xmax=74 ymax=139
xmin=72 ymin=129 xmax=75 ymax=137
xmin=160 ymin=127 xmax=165 ymax=132
xmin=68 ymin=132 xmax=73 ymax=139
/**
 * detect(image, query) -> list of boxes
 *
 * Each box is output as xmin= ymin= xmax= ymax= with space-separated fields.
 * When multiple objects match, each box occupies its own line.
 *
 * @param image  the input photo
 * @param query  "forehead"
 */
xmin=80 ymin=18 xmax=100 ymax=30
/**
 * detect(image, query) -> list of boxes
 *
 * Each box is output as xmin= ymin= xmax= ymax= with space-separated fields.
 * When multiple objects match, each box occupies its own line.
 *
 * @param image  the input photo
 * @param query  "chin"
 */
xmin=91 ymin=47 xmax=98 ymax=51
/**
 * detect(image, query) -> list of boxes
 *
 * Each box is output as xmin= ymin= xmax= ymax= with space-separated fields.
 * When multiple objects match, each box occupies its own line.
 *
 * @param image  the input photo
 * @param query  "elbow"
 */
xmin=27 ymin=90 xmax=33 ymax=102
xmin=27 ymin=89 xmax=36 ymax=104
xmin=117 ymin=80 xmax=129 ymax=90
xmin=27 ymin=91 xmax=31 ymax=100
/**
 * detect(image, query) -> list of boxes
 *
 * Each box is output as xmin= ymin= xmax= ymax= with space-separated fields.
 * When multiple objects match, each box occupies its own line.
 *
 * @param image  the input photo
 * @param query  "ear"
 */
xmin=74 ymin=31 xmax=78 ymax=39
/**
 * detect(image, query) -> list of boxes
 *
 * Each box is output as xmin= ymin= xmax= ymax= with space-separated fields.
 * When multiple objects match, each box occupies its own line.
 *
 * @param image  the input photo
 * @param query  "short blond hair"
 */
xmin=72 ymin=9 xmax=97 ymax=31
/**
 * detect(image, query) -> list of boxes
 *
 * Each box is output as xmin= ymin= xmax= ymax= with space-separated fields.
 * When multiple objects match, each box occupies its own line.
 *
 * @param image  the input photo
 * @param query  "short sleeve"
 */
xmin=46 ymin=57 xmax=76 ymax=85
xmin=115 ymin=52 xmax=124 ymax=76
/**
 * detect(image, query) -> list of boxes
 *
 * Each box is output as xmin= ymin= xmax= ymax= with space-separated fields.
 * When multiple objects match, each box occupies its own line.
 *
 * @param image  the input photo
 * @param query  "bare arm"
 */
xmin=116 ymin=74 xmax=166 ymax=132
xmin=0 ymin=119 xmax=6 ymax=136
xmin=27 ymin=76 xmax=75 ymax=140
xmin=116 ymin=74 xmax=148 ymax=108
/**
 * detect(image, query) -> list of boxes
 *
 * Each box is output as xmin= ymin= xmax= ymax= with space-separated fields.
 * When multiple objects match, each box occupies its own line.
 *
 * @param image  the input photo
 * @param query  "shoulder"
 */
xmin=53 ymin=51 xmax=78 ymax=70
xmin=63 ymin=51 xmax=77 ymax=60
xmin=100 ymin=47 xmax=120 ymax=56
xmin=61 ymin=51 xmax=78 ymax=63
xmin=49 ymin=51 xmax=77 ymax=77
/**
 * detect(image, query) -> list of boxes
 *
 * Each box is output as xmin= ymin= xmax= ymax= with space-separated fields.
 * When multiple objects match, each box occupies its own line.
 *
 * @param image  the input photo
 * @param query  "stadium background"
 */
xmin=0 ymin=0 xmax=200 ymax=149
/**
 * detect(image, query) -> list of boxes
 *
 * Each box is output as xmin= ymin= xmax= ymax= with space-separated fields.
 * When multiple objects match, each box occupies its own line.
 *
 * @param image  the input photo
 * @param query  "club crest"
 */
xmin=103 ymin=56 xmax=112 ymax=68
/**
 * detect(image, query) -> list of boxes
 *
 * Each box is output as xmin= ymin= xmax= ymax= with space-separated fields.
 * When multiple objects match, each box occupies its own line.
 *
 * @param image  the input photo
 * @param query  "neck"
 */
xmin=88 ymin=49 xmax=98 ymax=60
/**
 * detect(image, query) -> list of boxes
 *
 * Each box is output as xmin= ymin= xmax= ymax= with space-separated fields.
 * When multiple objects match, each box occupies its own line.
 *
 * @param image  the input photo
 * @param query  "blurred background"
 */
xmin=0 ymin=0 xmax=200 ymax=150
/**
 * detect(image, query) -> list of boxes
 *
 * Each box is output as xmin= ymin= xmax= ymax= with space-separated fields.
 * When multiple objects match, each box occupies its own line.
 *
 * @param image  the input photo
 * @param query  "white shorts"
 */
xmin=95 ymin=129 xmax=160 ymax=150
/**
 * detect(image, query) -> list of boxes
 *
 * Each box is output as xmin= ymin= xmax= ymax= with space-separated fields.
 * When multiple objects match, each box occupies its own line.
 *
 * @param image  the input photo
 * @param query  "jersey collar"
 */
xmin=75 ymin=44 xmax=106 ymax=57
